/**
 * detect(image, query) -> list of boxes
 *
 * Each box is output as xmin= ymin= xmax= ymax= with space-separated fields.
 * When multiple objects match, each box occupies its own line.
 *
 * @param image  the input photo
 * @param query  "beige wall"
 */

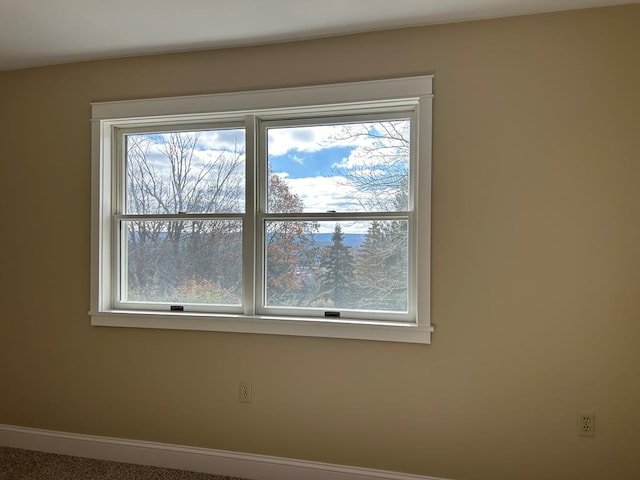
xmin=1 ymin=4 xmax=639 ymax=480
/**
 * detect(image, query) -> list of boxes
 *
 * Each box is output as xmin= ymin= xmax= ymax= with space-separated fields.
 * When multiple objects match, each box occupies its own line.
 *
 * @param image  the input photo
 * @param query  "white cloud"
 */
xmin=280 ymin=174 xmax=361 ymax=212
xmin=267 ymin=124 xmax=361 ymax=157
xmin=289 ymin=154 xmax=304 ymax=165
xmin=333 ymin=141 xmax=409 ymax=170
xmin=269 ymin=173 xmax=370 ymax=233
xmin=196 ymin=129 xmax=245 ymax=153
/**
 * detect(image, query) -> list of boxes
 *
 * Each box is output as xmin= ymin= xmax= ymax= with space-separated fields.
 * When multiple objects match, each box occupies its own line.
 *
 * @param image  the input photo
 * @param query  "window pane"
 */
xmin=122 ymin=219 xmax=242 ymax=305
xmin=125 ymin=128 xmax=245 ymax=215
xmin=265 ymin=220 xmax=408 ymax=313
xmin=267 ymin=119 xmax=410 ymax=213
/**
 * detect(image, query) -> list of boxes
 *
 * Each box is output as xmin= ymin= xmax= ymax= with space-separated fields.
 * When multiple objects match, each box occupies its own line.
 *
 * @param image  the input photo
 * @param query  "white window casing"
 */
xmin=90 ymin=76 xmax=433 ymax=343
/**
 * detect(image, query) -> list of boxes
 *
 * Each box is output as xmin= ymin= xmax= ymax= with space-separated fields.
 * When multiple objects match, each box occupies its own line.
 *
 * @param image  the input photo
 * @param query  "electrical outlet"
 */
xmin=239 ymin=381 xmax=252 ymax=403
xmin=578 ymin=412 xmax=595 ymax=437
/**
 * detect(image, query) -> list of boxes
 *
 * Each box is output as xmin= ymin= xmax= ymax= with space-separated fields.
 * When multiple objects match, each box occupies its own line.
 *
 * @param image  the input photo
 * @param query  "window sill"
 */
xmin=89 ymin=311 xmax=432 ymax=344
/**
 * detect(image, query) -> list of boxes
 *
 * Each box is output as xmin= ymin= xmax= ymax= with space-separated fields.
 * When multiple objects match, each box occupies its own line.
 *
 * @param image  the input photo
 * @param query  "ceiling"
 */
xmin=0 ymin=0 xmax=636 ymax=71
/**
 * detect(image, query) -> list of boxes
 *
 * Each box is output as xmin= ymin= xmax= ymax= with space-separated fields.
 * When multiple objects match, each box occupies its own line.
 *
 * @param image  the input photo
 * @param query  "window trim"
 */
xmin=90 ymin=76 xmax=433 ymax=343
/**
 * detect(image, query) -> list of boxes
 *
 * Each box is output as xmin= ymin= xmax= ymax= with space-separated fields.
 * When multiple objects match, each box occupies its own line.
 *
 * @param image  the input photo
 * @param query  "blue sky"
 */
xmin=128 ymin=121 xmax=408 ymax=230
xmin=269 ymin=145 xmax=353 ymax=179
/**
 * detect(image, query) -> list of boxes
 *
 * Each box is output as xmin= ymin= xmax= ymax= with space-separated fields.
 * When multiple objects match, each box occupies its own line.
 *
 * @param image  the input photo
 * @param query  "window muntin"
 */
xmin=91 ymin=76 xmax=433 ymax=343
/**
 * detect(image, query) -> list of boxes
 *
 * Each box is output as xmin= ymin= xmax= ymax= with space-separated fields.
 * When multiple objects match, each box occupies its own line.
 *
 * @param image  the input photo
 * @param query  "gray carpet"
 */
xmin=0 ymin=447 xmax=249 ymax=480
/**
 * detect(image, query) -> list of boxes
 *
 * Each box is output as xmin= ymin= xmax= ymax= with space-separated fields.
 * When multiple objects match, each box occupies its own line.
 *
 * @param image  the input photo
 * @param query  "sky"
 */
xmin=126 ymin=120 xmax=409 ymax=233
xmin=269 ymin=150 xmax=362 ymax=213
xmin=266 ymin=121 xmax=409 ymax=215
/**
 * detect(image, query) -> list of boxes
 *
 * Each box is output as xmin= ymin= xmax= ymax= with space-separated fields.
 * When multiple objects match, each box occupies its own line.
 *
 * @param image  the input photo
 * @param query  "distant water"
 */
xmin=310 ymin=233 xmax=365 ymax=247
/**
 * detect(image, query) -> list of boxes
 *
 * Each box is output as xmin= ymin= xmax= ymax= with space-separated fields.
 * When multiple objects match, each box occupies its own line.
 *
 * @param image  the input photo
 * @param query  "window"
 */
xmin=91 ymin=76 xmax=433 ymax=343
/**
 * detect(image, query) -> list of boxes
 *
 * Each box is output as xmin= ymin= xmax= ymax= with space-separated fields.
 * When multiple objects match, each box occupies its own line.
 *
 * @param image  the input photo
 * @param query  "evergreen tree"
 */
xmin=353 ymin=220 xmax=387 ymax=308
xmin=318 ymin=224 xmax=354 ymax=308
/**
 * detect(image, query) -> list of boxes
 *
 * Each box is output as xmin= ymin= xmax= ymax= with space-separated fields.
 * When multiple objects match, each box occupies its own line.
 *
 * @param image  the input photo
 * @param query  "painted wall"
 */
xmin=1 ymin=4 xmax=639 ymax=480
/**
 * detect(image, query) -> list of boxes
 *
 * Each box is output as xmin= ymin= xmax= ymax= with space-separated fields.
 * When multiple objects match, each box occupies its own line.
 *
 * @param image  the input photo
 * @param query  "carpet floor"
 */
xmin=0 ymin=447 xmax=249 ymax=480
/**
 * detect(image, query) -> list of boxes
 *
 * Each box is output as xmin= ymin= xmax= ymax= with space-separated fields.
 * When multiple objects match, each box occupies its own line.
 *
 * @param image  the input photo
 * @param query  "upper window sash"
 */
xmin=116 ymin=122 xmax=246 ymax=216
xmin=259 ymin=110 xmax=415 ymax=215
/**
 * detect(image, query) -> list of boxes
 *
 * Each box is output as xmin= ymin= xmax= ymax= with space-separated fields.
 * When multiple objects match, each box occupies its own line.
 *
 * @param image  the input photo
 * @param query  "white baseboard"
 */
xmin=0 ymin=424 xmax=449 ymax=480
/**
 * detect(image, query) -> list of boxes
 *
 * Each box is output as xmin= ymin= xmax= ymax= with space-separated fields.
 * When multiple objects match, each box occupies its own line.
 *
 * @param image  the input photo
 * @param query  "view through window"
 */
xmin=263 ymin=119 xmax=411 ymax=314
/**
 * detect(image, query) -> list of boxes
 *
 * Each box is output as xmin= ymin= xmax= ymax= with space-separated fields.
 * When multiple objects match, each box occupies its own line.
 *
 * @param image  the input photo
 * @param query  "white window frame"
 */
xmin=90 ymin=76 xmax=433 ymax=343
